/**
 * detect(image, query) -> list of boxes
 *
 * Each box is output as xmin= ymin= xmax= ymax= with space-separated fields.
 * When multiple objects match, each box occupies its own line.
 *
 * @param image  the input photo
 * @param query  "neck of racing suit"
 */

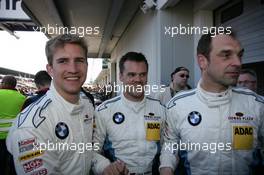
xmin=197 ymin=80 xmax=232 ymax=107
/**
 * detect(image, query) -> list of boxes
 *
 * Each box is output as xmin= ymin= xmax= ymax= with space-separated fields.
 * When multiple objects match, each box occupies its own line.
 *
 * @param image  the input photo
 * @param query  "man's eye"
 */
xmin=223 ymin=53 xmax=230 ymax=57
xmin=128 ymin=73 xmax=136 ymax=77
xmin=57 ymin=60 xmax=67 ymax=64
xmin=139 ymin=73 xmax=146 ymax=77
xmin=76 ymin=58 xmax=85 ymax=63
xmin=238 ymin=53 xmax=243 ymax=59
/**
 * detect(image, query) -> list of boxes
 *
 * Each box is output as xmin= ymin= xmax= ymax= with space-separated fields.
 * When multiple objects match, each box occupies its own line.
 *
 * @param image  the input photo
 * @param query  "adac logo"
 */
xmin=147 ymin=122 xmax=160 ymax=129
xmin=228 ymin=112 xmax=254 ymax=123
xmin=234 ymin=126 xmax=253 ymax=135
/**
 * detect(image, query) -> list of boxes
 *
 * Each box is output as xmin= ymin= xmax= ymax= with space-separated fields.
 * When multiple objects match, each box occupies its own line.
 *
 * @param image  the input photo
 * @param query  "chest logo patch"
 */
xmin=113 ymin=112 xmax=125 ymax=124
xmin=55 ymin=122 xmax=69 ymax=139
xmin=188 ymin=111 xmax=202 ymax=126
xmin=228 ymin=112 xmax=254 ymax=123
xmin=233 ymin=126 xmax=253 ymax=150
xmin=146 ymin=122 xmax=160 ymax=141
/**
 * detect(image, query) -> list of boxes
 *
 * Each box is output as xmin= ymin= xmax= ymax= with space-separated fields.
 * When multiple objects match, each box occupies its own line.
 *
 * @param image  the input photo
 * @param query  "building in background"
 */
xmin=1 ymin=0 xmax=264 ymax=95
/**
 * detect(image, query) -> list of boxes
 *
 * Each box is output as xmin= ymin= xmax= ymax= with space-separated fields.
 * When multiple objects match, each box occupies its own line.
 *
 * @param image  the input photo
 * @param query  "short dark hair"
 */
xmin=171 ymin=66 xmax=189 ymax=81
xmin=119 ymin=52 xmax=148 ymax=74
xmin=197 ymin=28 xmax=236 ymax=59
xmin=240 ymin=68 xmax=257 ymax=80
xmin=34 ymin=71 xmax=52 ymax=88
xmin=1 ymin=75 xmax=17 ymax=89
xmin=45 ymin=34 xmax=88 ymax=65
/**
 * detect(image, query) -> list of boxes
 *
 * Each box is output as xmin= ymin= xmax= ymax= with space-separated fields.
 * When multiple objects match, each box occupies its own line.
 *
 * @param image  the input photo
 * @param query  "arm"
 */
xmin=159 ymin=106 xmax=180 ymax=172
xmin=92 ymin=110 xmax=111 ymax=174
xmin=6 ymin=127 xmax=57 ymax=174
xmin=92 ymin=110 xmax=129 ymax=175
xmin=258 ymin=104 xmax=264 ymax=164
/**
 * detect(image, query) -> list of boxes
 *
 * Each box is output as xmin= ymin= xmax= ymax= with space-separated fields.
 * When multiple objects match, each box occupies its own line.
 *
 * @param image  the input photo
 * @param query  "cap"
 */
xmin=171 ymin=66 xmax=189 ymax=78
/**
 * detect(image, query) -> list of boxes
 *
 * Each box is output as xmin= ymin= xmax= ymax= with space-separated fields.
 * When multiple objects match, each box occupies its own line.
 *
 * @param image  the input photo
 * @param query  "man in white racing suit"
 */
xmin=92 ymin=52 xmax=165 ymax=175
xmin=6 ymin=34 xmax=95 ymax=175
xmin=160 ymin=31 xmax=264 ymax=175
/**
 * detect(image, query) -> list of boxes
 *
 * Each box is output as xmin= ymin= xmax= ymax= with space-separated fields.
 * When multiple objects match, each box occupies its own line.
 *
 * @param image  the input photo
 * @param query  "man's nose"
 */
xmin=68 ymin=62 xmax=78 ymax=73
xmin=134 ymin=74 xmax=141 ymax=82
xmin=232 ymin=56 xmax=242 ymax=67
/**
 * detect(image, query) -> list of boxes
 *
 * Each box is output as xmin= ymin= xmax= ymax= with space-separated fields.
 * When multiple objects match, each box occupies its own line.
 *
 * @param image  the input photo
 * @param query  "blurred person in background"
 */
xmin=21 ymin=70 xmax=52 ymax=110
xmin=0 ymin=75 xmax=26 ymax=175
xmin=156 ymin=66 xmax=191 ymax=105
xmin=237 ymin=68 xmax=257 ymax=92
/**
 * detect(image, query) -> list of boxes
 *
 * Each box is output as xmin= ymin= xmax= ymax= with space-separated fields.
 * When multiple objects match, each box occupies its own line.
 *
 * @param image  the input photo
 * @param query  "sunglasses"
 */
xmin=179 ymin=74 xmax=189 ymax=78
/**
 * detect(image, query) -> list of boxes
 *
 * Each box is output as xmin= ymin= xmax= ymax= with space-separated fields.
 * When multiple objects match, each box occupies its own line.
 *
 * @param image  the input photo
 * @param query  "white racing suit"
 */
xmin=92 ymin=94 xmax=165 ymax=174
xmin=6 ymin=83 xmax=95 ymax=175
xmin=160 ymin=82 xmax=264 ymax=175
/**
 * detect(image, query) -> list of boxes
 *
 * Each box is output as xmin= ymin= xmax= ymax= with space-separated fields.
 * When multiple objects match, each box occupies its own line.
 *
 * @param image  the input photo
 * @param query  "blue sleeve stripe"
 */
xmin=97 ymin=96 xmax=121 ymax=111
xmin=167 ymin=90 xmax=196 ymax=109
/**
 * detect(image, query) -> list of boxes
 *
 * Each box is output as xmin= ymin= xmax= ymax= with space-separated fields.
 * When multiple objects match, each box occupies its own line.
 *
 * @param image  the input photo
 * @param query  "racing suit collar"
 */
xmin=197 ymin=80 xmax=232 ymax=107
xmin=121 ymin=93 xmax=146 ymax=113
xmin=49 ymin=82 xmax=84 ymax=115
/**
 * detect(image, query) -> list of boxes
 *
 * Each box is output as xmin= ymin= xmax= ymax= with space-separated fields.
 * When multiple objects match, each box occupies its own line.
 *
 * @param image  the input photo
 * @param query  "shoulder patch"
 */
xmin=97 ymin=96 xmax=121 ymax=112
xmin=167 ymin=89 xmax=196 ymax=109
xmin=18 ymin=94 xmax=52 ymax=128
xmin=232 ymin=88 xmax=264 ymax=104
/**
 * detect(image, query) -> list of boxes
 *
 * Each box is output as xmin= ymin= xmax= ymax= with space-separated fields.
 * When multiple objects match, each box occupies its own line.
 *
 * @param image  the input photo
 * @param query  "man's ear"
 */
xmin=46 ymin=64 xmax=53 ymax=78
xmin=197 ymin=54 xmax=209 ymax=71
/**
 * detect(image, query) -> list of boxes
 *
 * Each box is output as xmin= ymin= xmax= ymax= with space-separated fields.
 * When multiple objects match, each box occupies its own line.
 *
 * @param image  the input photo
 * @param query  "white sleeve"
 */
xmin=259 ymin=103 xmax=264 ymax=163
xmin=92 ymin=110 xmax=110 ymax=174
xmin=6 ymin=127 xmax=58 ymax=175
xmin=159 ymin=106 xmax=180 ymax=171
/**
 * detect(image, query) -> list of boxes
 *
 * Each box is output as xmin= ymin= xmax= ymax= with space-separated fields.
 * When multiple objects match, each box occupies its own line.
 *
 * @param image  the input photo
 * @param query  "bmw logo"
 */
xmin=188 ymin=111 xmax=202 ymax=126
xmin=55 ymin=122 xmax=69 ymax=139
xmin=113 ymin=112 xmax=125 ymax=124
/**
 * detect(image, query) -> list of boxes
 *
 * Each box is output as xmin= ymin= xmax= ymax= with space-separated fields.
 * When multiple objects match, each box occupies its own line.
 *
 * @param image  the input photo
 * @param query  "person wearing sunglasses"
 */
xmin=157 ymin=66 xmax=191 ymax=105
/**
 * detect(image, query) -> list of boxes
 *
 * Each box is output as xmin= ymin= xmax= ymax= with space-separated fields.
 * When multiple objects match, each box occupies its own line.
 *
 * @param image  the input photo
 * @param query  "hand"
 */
xmin=102 ymin=160 xmax=129 ymax=175
xmin=160 ymin=167 xmax=173 ymax=175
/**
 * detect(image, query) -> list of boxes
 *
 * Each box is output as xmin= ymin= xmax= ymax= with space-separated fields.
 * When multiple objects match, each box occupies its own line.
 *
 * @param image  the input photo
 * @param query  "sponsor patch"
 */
xmin=18 ymin=138 xmax=36 ymax=153
xmin=19 ymin=144 xmax=35 ymax=153
xmin=144 ymin=113 xmax=161 ymax=121
xmin=23 ymin=159 xmax=43 ymax=173
xmin=18 ymin=138 xmax=36 ymax=147
xmin=228 ymin=112 xmax=254 ymax=123
xmin=19 ymin=150 xmax=44 ymax=162
xmin=55 ymin=122 xmax=69 ymax=140
xmin=233 ymin=126 xmax=253 ymax=150
xmin=146 ymin=122 xmax=160 ymax=141
xmin=30 ymin=168 xmax=47 ymax=175
xmin=84 ymin=114 xmax=92 ymax=124
xmin=188 ymin=111 xmax=202 ymax=126
xmin=113 ymin=112 xmax=125 ymax=124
